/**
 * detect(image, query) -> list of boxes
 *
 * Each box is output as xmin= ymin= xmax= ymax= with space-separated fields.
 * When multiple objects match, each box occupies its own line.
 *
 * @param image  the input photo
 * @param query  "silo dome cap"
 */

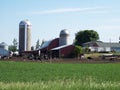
xmin=60 ymin=29 xmax=69 ymax=35
xmin=19 ymin=20 xmax=32 ymax=26
xmin=0 ymin=42 xmax=8 ymax=46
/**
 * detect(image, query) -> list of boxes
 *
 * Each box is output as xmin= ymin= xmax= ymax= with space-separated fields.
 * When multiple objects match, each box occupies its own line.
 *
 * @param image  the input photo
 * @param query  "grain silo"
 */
xmin=59 ymin=29 xmax=69 ymax=46
xmin=19 ymin=20 xmax=32 ymax=54
xmin=0 ymin=42 xmax=8 ymax=50
xmin=0 ymin=42 xmax=9 ymax=58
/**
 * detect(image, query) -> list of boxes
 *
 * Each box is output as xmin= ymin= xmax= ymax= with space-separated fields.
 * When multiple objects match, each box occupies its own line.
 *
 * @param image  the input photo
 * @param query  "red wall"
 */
xmin=48 ymin=38 xmax=59 ymax=50
xmin=60 ymin=45 xmax=74 ymax=57
xmin=41 ymin=38 xmax=59 ymax=51
xmin=40 ymin=38 xmax=74 ymax=57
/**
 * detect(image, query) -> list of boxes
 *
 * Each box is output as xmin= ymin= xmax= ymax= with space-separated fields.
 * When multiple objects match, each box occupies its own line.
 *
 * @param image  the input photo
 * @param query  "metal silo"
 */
xmin=19 ymin=20 xmax=32 ymax=54
xmin=0 ymin=42 xmax=8 ymax=50
xmin=59 ymin=29 xmax=69 ymax=46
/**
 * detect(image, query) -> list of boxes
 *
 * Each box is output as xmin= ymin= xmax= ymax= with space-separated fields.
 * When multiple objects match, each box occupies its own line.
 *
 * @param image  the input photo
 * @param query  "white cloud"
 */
xmin=32 ymin=7 xmax=101 ymax=14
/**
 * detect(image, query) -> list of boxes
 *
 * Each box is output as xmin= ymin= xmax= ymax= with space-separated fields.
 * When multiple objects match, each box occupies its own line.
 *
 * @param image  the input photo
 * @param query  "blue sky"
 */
xmin=0 ymin=0 xmax=120 ymax=46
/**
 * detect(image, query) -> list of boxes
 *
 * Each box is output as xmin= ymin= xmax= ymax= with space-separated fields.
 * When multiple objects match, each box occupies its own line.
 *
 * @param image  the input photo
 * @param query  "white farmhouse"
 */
xmin=83 ymin=41 xmax=120 ymax=52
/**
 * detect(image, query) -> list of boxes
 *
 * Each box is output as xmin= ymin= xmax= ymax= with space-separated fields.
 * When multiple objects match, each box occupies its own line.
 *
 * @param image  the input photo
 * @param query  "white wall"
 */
xmin=89 ymin=47 xmax=111 ymax=52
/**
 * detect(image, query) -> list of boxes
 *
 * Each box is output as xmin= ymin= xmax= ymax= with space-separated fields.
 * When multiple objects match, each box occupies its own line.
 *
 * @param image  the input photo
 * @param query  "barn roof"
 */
xmin=39 ymin=38 xmax=59 ymax=50
xmin=40 ymin=40 xmax=52 ymax=49
xmin=51 ymin=44 xmax=74 ymax=50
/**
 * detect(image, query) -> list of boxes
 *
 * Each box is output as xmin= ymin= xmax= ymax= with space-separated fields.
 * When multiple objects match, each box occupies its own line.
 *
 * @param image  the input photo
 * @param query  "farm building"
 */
xmin=21 ymin=29 xmax=75 ymax=58
xmin=19 ymin=20 xmax=32 ymax=55
xmin=83 ymin=41 xmax=120 ymax=52
xmin=0 ymin=42 xmax=9 ymax=58
xmin=18 ymin=20 xmax=74 ymax=58
xmin=39 ymin=29 xmax=75 ymax=58
xmin=51 ymin=44 xmax=74 ymax=58
xmin=40 ymin=38 xmax=59 ymax=52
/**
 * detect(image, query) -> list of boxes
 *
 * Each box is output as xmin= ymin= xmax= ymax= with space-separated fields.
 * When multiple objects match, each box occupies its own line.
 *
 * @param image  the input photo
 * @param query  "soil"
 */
xmin=2 ymin=56 xmax=120 ymax=64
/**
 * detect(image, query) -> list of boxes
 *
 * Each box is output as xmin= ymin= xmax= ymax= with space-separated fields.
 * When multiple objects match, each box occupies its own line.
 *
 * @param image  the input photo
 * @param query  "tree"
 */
xmin=13 ymin=38 xmax=18 ymax=48
xmin=74 ymin=30 xmax=99 ymax=46
xmin=40 ymin=39 xmax=45 ymax=46
xmin=74 ymin=45 xmax=83 ymax=59
xmin=8 ymin=45 xmax=17 ymax=52
xmin=36 ymin=39 xmax=40 ymax=50
xmin=83 ymin=47 xmax=91 ymax=54
xmin=8 ymin=38 xmax=18 ymax=52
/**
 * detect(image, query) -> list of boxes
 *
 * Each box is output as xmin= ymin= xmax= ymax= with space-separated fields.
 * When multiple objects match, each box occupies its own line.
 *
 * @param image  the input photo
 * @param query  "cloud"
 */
xmin=32 ymin=7 xmax=100 ymax=14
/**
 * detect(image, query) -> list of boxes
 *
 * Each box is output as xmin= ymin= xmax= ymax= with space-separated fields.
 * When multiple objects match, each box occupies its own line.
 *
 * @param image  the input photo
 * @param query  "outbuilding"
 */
xmin=83 ymin=41 xmax=120 ymax=52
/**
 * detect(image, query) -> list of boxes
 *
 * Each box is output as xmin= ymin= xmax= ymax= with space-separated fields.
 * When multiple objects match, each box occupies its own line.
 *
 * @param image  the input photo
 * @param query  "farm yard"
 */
xmin=0 ymin=60 xmax=120 ymax=90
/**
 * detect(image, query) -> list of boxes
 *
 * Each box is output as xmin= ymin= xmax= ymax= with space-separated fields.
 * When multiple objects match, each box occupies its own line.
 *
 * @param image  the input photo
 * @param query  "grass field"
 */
xmin=0 ymin=61 xmax=120 ymax=90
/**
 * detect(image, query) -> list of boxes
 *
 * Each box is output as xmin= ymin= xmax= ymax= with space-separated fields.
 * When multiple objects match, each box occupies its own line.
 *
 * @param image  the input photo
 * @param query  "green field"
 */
xmin=0 ymin=61 xmax=120 ymax=90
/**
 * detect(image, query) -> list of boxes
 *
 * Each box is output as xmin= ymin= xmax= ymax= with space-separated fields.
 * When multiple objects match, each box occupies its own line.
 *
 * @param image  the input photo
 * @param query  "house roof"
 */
xmin=106 ymin=43 xmax=120 ymax=48
xmin=83 ymin=41 xmax=120 ymax=48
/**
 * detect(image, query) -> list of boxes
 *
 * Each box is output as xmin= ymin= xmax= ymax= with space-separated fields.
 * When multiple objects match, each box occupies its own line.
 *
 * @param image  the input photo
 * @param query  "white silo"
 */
xmin=0 ymin=42 xmax=9 ymax=57
xmin=0 ymin=42 xmax=8 ymax=50
xmin=59 ymin=29 xmax=69 ymax=46
xmin=19 ymin=20 xmax=32 ymax=54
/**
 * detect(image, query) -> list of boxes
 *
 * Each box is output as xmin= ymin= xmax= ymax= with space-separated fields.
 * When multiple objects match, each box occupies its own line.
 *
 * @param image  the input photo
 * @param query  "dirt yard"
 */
xmin=2 ymin=56 xmax=120 ymax=64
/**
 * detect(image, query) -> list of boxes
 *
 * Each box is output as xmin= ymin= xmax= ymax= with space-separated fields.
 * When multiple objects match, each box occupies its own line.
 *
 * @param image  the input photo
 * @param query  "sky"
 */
xmin=0 ymin=0 xmax=120 ymax=46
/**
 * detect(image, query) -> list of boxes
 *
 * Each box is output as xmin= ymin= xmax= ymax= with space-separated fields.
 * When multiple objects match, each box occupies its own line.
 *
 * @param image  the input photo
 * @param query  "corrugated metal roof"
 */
xmin=51 ymin=44 xmax=73 ymax=50
xmin=39 ymin=40 xmax=52 ymax=49
xmin=83 ymin=41 xmax=120 ymax=48
xmin=96 ymin=42 xmax=120 ymax=47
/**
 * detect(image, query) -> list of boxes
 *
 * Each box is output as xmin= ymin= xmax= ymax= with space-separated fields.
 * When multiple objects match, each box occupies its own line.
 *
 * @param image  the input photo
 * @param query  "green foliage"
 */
xmin=8 ymin=38 xmax=18 ymax=52
xmin=13 ymin=38 xmax=18 ymax=48
xmin=83 ymin=47 xmax=91 ymax=53
xmin=68 ymin=46 xmax=83 ymax=58
xmin=75 ymin=45 xmax=83 ymax=54
xmin=8 ymin=45 xmax=17 ymax=52
xmin=0 ymin=61 xmax=120 ymax=89
xmin=41 ymin=39 xmax=45 ymax=47
xmin=73 ymin=45 xmax=83 ymax=57
xmin=35 ymin=39 xmax=40 ymax=50
xmin=75 ymin=30 xmax=99 ymax=46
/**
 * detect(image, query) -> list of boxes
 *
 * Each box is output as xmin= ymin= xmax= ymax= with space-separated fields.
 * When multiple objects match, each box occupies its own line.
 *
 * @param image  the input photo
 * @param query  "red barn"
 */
xmin=40 ymin=38 xmax=74 ymax=58
xmin=40 ymin=38 xmax=59 ymax=52
xmin=21 ymin=29 xmax=75 ymax=58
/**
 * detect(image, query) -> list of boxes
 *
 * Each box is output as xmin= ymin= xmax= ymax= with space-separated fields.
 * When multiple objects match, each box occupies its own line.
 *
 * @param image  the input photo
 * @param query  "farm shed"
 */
xmin=83 ymin=41 xmax=120 ymax=52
